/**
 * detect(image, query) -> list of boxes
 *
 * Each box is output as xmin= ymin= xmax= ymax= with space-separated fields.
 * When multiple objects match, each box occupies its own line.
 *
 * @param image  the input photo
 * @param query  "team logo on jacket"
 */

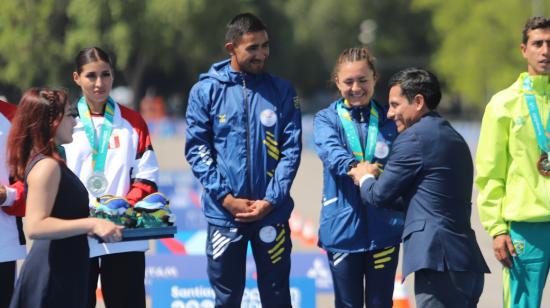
xmin=293 ymin=96 xmax=301 ymax=109
xmin=514 ymin=117 xmax=525 ymax=127
xmin=260 ymin=109 xmax=277 ymax=127
xmin=513 ymin=239 xmax=525 ymax=255
xmin=259 ymin=226 xmax=277 ymax=243
xmin=374 ymin=141 xmax=389 ymax=159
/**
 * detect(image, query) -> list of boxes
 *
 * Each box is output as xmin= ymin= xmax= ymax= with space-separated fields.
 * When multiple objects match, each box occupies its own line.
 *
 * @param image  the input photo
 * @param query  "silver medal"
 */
xmin=87 ymin=173 xmax=109 ymax=197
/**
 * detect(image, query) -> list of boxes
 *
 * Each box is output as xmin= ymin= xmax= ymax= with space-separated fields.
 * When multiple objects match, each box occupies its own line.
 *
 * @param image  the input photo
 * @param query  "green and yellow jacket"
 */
xmin=476 ymin=73 xmax=550 ymax=237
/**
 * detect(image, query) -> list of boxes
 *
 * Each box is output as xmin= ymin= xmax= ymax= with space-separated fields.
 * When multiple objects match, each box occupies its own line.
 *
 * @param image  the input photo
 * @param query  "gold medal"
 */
xmin=537 ymin=154 xmax=550 ymax=176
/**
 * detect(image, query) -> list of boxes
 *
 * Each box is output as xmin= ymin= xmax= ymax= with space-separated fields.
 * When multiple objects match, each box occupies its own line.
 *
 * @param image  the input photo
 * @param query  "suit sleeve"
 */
xmin=263 ymin=86 xmax=302 ymax=207
xmin=185 ymin=84 xmax=232 ymax=202
xmin=475 ymin=101 xmax=509 ymax=237
xmin=360 ymin=132 xmax=423 ymax=207
xmin=313 ymin=110 xmax=356 ymax=176
xmin=1 ymin=181 xmax=25 ymax=217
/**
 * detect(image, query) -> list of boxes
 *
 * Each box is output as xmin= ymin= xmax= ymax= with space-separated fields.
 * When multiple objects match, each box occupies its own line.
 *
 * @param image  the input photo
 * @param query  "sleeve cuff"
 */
xmin=359 ymin=174 xmax=375 ymax=187
xmin=216 ymin=187 xmax=232 ymax=203
xmin=489 ymin=225 xmax=509 ymax=238
xmin=264 ymin=196 xmax=276 ymax=208
xmin=1 ymin=186 xmax=17 ymax=207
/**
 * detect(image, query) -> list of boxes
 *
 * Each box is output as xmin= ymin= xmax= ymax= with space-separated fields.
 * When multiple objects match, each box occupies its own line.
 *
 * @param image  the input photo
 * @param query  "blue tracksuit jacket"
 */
xmin=314 ymin=98 xmax=404 ymax=252
xmin=185 ymin=59 xmax=302 ymax=227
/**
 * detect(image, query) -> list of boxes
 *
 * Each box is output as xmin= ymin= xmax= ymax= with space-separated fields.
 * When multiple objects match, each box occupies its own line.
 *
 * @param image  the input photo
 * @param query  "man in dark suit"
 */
xmin=348 ymin=68 xmax=489 ymax=308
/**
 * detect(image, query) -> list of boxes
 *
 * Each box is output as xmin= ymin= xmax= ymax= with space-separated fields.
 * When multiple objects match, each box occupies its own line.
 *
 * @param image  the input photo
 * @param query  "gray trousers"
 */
xmin=414 ymin=269 xmax=484 ymax=308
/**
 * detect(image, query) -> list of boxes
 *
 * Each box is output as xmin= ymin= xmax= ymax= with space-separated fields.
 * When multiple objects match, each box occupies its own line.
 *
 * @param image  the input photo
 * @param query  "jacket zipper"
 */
xmin=242 ymin=74 xmax=253 ymax=196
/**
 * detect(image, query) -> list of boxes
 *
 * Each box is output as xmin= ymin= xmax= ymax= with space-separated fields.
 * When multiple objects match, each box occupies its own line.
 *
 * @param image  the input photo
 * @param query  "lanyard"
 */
xmin=337 ymin=99 xmax=379 ymax=162
xmin=523 ymin=76 xmax=550 ymax=155
xmin=77 ymin=97 xmax=115 ymax=173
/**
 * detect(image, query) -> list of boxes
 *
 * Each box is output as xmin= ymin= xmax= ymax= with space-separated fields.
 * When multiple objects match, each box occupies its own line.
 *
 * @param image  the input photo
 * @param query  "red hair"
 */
xmin=8 ymin=88 xmax=69 ymax=180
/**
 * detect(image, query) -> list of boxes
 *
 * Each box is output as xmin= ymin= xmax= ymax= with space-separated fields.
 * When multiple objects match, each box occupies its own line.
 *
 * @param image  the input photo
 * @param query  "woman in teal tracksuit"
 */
xmin=314 ymin=47 xmax=404 ymax=308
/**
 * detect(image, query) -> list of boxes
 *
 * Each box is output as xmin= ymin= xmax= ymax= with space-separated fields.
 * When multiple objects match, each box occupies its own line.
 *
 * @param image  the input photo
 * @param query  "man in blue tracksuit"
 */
xmin=185 ymin=13 xmax=302 ymax=308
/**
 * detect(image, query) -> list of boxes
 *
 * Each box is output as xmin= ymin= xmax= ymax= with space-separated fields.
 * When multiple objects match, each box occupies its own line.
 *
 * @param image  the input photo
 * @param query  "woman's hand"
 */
xmin=91 ymin=218 xmax=124 ymax=243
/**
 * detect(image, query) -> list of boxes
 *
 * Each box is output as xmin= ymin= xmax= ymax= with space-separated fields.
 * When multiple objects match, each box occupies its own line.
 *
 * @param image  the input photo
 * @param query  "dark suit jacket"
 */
xmin=360 ymin=112 xmax=489 ymax=278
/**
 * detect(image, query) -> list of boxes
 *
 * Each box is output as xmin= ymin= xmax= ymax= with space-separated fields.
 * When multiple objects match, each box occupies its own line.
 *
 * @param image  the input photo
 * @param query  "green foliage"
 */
xmin=0 ymin=0 xmax=69 ymax=88
xmin=0 ymin=0 xmax=435 ymax=112
xmin=0 ymin=0 xmax=246 ymax=106
xmin=4 ymin=0 xmax=546 ymax=112
xmin=412 ymin=0 xmax=550 ymax=107
xmin=0 ymin=0 xmax=431 ymax=113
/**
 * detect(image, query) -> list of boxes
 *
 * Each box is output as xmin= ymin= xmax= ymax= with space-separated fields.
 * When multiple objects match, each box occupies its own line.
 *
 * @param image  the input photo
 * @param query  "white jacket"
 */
xmin=0 ymin=100 xmax=26 ymax=262
xmin=65 ymin=101 xmax=159 ymax=257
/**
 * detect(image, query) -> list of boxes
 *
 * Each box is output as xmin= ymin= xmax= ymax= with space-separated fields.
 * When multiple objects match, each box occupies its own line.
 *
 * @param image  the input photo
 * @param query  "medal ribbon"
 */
xmin=337 ymin=99 xmax=379 ymax=162
xmin=77 ymin=96 xmax=115 ymax=173
xmin=522 ymin=76 xmax=550 ymax=156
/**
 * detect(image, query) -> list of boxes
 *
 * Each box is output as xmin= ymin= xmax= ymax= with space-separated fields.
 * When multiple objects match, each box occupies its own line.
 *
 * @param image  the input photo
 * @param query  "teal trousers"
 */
xmin=504 ymin=221 xmax=550 ymax=307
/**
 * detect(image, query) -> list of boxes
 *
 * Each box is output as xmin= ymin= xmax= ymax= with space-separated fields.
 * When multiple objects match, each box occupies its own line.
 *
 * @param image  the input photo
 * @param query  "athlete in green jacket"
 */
xmin=476 ymin=16 xmax=550 ymax=307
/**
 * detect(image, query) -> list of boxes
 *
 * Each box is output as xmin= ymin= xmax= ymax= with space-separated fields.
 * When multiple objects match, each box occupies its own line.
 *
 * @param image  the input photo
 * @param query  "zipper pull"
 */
xmin=242 ymin=73 xmax=248 ymax=104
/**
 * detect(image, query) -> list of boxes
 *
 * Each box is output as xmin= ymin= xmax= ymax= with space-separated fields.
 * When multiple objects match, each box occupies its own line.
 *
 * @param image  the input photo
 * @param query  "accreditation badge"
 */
xmin=374 ymin=141 xmax=390 ymax=159
xmin=87 ymin=173 xmax=109 ymax=197
xmin=259 ymin=226 xmax=277 ymax=243
xmin=260 ymin=109 xmax=277 ymax=127
xmin=537 ymin=153 xmax=550 ymax=176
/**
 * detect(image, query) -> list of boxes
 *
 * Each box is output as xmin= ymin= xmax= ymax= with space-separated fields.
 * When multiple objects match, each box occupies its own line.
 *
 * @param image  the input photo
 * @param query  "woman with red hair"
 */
xmin=8 ymin=88 xmax=122 ymax=308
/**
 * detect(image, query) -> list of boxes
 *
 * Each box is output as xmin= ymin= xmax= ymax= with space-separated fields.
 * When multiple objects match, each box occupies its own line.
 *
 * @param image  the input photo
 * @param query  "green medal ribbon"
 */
xmin=522 ymin=76 xmax=550 ymax=155
xmin=77 ymin=96 xmax=115 ymax=173
xmin=55 ymin=145 xmax=66 ymax=161
xmin=337 ymin=99 xmax=379 ymax=162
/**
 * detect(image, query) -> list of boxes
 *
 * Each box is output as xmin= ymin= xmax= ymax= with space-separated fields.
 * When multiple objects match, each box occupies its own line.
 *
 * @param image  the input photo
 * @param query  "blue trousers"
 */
xmin=327 ymin=245 xmax=399 ymax=308
xmin=206 ymin=223 xmax=292 ymax=308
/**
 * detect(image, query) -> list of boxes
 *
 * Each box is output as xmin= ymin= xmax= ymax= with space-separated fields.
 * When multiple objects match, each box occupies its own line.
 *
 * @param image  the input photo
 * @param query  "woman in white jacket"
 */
xmin=64 ymin=47 xmax=159 ymax=308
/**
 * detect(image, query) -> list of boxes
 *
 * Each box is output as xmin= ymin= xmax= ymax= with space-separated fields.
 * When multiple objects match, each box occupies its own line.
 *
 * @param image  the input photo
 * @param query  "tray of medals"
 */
xmin=120 ymin=226 xmax=178 ymax=242
xmin=90 ymin=192 xmax=177 ymax=242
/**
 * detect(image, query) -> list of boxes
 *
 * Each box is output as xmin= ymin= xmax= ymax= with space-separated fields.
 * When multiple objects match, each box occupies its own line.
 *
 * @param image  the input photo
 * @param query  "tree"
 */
xmin=0 ymin=0 xmax=70 ymax=91
xmin=0 ymin=0 xmax=246 ymax=108
xmin=412 ymin=0 xmax=550 ymax=109
xmin=64 ymin=0 xmax=246 ymax=107
xmin=0 ymin=0 xmax=435 ymax=113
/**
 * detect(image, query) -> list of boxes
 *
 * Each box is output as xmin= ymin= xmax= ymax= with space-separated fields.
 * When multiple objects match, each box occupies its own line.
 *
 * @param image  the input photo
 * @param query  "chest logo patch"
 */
xmin=108 ymin=135 xmax=120 ymax=149
xmin=260 ymin=109 xmax=277 ymax=127
xmin=218 ymin=114 xmax=226 ymax=124
xmin=514 ymin=117 xmax=525 ymax=127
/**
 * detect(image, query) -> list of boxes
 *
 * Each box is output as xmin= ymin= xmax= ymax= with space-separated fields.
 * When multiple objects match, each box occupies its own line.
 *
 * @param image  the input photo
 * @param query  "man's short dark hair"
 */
xmin=522 ymin=16 xmax=550 ymax=44
xmin=225 ymin=13 xmax=267 ymax=44
xmin=389 ymin=68 xmax=442 ymax=110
